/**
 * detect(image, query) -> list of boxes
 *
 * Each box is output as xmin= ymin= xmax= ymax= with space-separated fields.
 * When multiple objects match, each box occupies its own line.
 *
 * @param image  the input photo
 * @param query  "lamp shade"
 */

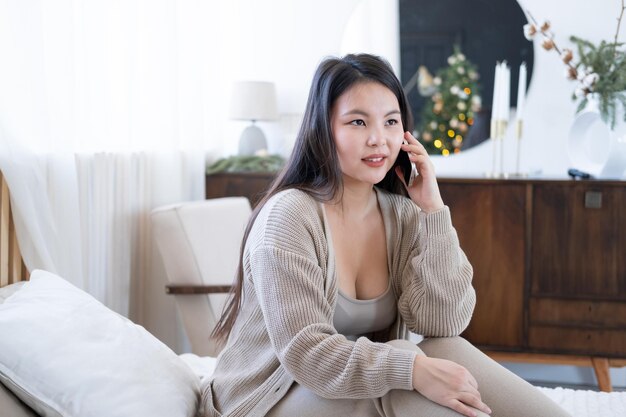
xmin=229 ymin=81 xmax=278 ymax=121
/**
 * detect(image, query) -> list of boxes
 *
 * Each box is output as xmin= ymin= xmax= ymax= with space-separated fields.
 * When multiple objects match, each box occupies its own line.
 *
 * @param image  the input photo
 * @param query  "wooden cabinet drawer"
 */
xmin=530 ymin=298 xmax=626 ymax=328
xmin=529 ymin=325 xmax=626 ymax=357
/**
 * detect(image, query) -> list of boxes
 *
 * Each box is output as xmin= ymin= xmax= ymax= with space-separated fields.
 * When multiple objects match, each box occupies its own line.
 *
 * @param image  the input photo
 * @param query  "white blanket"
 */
xmin=539 ymin=387 xmax=626 ymax=417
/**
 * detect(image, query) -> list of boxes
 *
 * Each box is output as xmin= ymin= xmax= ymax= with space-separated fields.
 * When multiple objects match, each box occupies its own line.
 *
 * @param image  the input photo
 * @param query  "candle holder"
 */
xmin=489 ymin=119 xmax=499 ymax=178
xmin=509 ymin=119 xmax=528 ymax=178
xmin=488 ymin=119 xmax=509 ymax=178
xmin=498 ymin=119 xmax=508 ymax=178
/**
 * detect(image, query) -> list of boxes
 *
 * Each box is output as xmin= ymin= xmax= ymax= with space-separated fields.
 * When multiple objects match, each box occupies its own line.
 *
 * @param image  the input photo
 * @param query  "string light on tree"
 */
xmin=415 ymin=46 xmax=482 ymax=156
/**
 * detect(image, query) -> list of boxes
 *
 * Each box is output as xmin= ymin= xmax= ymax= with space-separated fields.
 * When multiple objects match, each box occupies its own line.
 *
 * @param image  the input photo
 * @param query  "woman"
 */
xmin=201 ymin=54 xmax=570 ymax=417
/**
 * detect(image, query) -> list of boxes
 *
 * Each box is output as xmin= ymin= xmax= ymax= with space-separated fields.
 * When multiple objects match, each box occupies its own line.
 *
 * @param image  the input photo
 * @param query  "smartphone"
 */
xmin=396 ymin=144 xmax=418 ymax=186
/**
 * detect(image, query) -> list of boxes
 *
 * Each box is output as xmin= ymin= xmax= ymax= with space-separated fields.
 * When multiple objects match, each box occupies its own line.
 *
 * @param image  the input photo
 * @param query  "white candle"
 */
xmin=516 ymin=62 xmax=527 ymax=121
xmin=491 ymin=63 xmax=501 ymax=125
xmin=500 ymin=62 xmax=510 ymax=122
xmin=497 ymin=63 xmax=505 ymax=121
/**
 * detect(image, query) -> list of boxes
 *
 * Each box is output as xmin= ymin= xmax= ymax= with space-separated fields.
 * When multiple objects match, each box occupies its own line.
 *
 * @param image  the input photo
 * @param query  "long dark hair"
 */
xmin=211 ymin=53 xmax=414 ymax=343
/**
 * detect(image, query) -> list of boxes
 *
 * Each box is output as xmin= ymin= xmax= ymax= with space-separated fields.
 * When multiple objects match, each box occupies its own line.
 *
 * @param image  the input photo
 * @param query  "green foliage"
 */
xmin=416 ymin=46 xmax=482 ymax=156
xmin=570 ymin=35 xmax=626 ymax=128
xmin=206 ymin=154 xmax=285 ymax=174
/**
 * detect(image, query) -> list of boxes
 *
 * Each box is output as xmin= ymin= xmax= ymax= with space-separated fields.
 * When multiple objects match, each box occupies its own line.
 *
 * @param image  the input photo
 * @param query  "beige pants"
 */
xmin=266 ymin=337 xmax=571 ymax=417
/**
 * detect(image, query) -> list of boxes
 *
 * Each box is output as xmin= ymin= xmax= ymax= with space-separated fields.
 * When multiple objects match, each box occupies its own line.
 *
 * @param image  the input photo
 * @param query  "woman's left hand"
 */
xmin=395 ymin=131 xmax=445 ymax=213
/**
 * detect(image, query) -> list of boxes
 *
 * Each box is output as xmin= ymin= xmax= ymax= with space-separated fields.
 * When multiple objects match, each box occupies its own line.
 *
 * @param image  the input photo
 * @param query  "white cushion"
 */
xmin=179 ymin=353 xmax=217 ymax=382
xmin=0 ymin=270 xmax=199 ymax=417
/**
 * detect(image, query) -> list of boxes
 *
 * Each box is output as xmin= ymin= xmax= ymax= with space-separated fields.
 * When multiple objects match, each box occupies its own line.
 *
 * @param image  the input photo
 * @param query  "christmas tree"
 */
xmin=416 ymin=47 xmax=482 ymax=156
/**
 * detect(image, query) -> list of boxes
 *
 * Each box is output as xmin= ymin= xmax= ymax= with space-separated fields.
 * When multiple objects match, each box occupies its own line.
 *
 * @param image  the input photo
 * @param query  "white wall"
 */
xmin=218 ymin=0 xmax=363 ymax=156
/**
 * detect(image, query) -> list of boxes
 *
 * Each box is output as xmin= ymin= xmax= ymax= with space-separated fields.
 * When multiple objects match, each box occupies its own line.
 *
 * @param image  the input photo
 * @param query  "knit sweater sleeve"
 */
xmin=395 ymin=199 xmax=476 ymax=337
xmin=248 ymin=191 xmax=416 ymax=399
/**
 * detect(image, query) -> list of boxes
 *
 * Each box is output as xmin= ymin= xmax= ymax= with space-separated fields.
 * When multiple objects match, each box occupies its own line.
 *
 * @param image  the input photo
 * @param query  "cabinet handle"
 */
xmin=584 ymin=191 xmax=602 ymax=209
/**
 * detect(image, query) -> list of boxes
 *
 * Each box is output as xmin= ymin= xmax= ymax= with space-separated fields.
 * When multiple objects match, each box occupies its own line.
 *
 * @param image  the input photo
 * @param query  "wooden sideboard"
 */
xmin=206 ymin=172 xmax=626 ymax=391
xmin=438 ymin=177 xmax=626 ymax=392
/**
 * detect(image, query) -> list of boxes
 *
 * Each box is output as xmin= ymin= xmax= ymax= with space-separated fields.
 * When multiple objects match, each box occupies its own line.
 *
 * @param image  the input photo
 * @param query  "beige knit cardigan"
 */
xmin=201 ymin=187 xmax=475 ymax=417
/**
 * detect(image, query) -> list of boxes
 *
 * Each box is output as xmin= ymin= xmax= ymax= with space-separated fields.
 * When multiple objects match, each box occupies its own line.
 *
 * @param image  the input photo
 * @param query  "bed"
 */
xmin=1 ymin=172 xmax=625 ymax=417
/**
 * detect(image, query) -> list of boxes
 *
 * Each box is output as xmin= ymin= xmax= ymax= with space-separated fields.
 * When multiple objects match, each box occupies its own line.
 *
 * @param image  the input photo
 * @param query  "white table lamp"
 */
xmin=230 ymin=81 xmax=278 ymax=156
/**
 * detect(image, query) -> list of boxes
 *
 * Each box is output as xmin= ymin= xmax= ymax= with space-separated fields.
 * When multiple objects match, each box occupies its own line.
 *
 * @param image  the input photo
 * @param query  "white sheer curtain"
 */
xmin=0 ymin=0 xmax=236 ymax=344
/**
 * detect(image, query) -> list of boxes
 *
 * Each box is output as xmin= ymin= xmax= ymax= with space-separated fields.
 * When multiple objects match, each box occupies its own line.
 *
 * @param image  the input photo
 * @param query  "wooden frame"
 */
xmin=0 ymin=172 xmax=29 ymax=289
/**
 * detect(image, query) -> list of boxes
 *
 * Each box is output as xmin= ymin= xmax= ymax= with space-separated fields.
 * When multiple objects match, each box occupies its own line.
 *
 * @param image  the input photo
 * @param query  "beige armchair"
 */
xmin=151 ymin=197 xmax=251 ymax=357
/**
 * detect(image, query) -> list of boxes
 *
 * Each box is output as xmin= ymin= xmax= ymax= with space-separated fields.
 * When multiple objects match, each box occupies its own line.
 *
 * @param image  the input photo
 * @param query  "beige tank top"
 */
xmin=321 ymin=198 xmax=397 ymax=341
xmin=333 ymin=280 xmax=397 ymax=341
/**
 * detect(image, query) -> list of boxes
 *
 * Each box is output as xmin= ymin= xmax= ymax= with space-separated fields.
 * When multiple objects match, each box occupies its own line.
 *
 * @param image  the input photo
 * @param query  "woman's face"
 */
xmin=330 ymin=81 xmax=404 ymax=186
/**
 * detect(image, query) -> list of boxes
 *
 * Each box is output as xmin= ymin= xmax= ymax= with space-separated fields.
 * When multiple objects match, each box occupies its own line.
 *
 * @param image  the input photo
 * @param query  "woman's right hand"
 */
xmin=412 ymin=355 xmax=492 ymax=417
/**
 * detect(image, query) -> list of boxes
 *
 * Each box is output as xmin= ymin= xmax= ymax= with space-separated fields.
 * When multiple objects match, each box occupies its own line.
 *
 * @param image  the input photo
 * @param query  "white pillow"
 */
xmin=179 ymin=353 xmax=218 ymax=382
xmin=0 ymin=270 xmax=199 ymax=417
